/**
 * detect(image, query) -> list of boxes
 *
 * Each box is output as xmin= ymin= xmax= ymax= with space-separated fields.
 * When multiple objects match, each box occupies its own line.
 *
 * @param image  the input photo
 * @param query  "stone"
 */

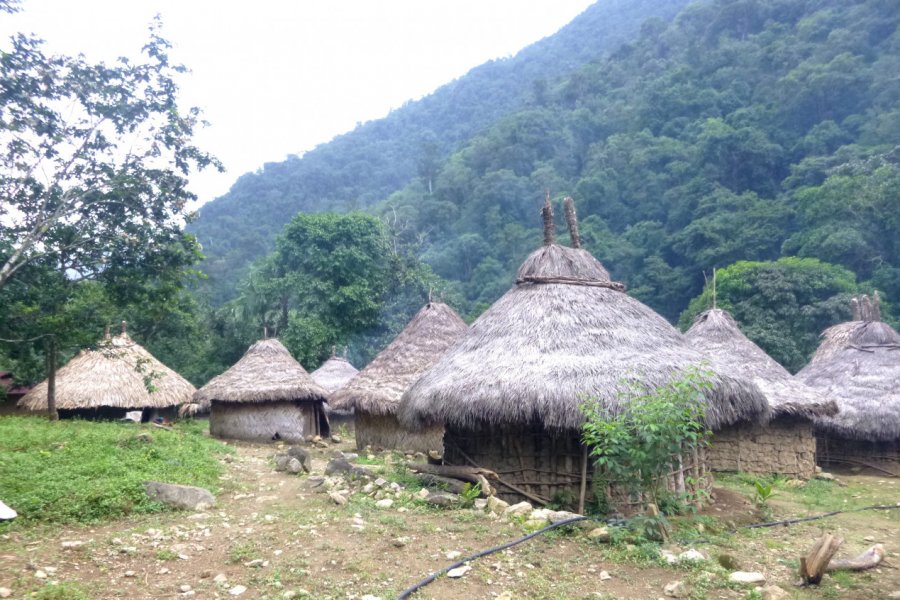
xmin=286 ymin=447 xmax=312 ymax=472
xmin=361 ymin=596 xmax=382 ymax=600
xmin=473 ymin=498 xmax=488 ymax=510
xmin=182 ymin=592 xmax=196 ymax=598
xmin=374 ymin=477 xmax=388 ymax=488
xmin=586 ymin=527 xmax=610 ymax=542
xmin=524 ymin=518 xmax=548 ymax=529
xmin=447 ymin=565 xmax=471 ymax=578
xmin=486 ymin=496 xmax=509 ymax=514
xmin=758 ymin=585 xmax=788 ymax=600
xmin=328 ymin=491 xmax=348 ymax=506
xmin=816 ymin=472 xmax=836 ymax=481
xmin=504 ymin=501 xmax=533 ymax=517
xmin=283 ymin=592 xmax=297 ymax=600
xmin=678 ymin=549 xmax=705 ymax=562
xmin=0 ymin=500 xmax=16 ymax=520
xmin=599 ymin=570 xmax=611 ymax=581
xmin=663 ymin=581 xmax=688 ymax=598
xmin=446 ymin=550 xmax=462 ymax=560
xmin=729 ymin=572 xmax=766 ymax=585
xmin=375 ymin=498 xmax=394 ymax=508
xmin=392 ymin=537 xmax=410 ymax=547
xmin=273 ymin=454 xmax=292 ymax=471
xmin=416 ymin=488 xmax=431 ymax=499
xmin=229 ymin=585 xmax=247 ymax=596
xmin=159 ymin=568 xmax=171 ymax=575
xmin=214 ymin=574 xmax=228 ymax=584
xmin=0 ymin=588 xmax=11 ymax=598
xmin=180 ymin=585 xmax=192 ymax=592
xmin=144 ymin=481 xmax=215 ymax=511
xmin=302 ymin=476 xmax=326 ymax=490
xmin=245 ymin=559 xmax=265 ymax=568
xmin=888 ymin=592 xmax=900 ymax=599
xmin=425 ymin=492 xmax=459 ymax=507
xmin=330 ymin=435 xmax=342 ymax=444
xmin=61 ymin=540 xmax=85 ymax=549
xmin=123 ymin=571 xmax=135 ymax=578
xmin=717 ymin=554 xmax=739 ymax=570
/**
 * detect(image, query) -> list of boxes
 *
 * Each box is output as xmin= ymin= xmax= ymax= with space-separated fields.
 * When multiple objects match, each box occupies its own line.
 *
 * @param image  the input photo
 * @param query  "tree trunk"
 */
xmin=46 ymin=337 xmax=59 ymax=421
xmin=800 ymin=534 xmax=843 ymax=585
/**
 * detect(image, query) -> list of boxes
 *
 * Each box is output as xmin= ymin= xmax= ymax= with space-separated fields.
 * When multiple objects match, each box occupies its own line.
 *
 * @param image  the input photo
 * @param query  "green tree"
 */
xmin=679 ymin=257 xmax=862 ymax=371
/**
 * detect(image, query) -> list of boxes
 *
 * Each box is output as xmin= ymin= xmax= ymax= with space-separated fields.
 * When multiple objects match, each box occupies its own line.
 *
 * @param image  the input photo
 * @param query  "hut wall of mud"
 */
xmin=444 ymin=421 xmax=711 ymax=513
xmin=354 ymin=413 xmax=443 ymax=453
xmin=707 ymin=419 xmax=816 ymax=478
xmin=210 ymin=400 xmax=328 ymax=443
xmin=816 ymin=435 xmax=900 ymax=469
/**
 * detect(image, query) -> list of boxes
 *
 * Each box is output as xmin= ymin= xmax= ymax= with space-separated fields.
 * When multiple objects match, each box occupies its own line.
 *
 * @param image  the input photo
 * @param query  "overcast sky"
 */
xmin=2 ymin=1 xmax=595 ymax=206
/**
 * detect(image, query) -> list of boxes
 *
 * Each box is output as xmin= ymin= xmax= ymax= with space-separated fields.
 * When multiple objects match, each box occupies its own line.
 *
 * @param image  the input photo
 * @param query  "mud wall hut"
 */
xmin=18 ymin=324 xmax=194 ymax=421
xmin=329 ymin=302 xmax=467 ymax=453
xmin=196 ymin=338 xmax=329 ymax=443
xmin=400 ymin=198 xmax=768 ymax=511
xmin=311 ymin=353 xmax=359 ymax=430
xmin=685 ymin=308 xmax=838 ymax=478
xmin=797 ymin=293 xmax=900 ymax=468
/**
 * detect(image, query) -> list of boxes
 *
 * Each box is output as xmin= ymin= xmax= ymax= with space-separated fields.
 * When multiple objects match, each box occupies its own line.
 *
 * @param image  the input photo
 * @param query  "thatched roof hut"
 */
xmin=797 ymin=293 xmax=900 ymax=449
xmin=685 ymin=308 xmax=838 ymax=477
xmin=330 ymin=301 xmax=468 ymax=452
xmin=311 ymin=353 xmax=359 ymax=394
xmin=197 ymin=338 xmax=330 ymax=443
xmin=399 ymin=197 xmax=768 ymax=507
xmin=18 ymin=325 xmax=195 ymax=416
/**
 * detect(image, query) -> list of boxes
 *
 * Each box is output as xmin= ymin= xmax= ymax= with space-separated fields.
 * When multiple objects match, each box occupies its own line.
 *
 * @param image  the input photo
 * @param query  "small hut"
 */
xmin=18 ymin=323 xmax=194 ymax=420
xmin=329 ymin=302 xmax=468 ymax=453
xmin=797 ymin=293 xmax=900 ymax=468
xmin=400 ymin=198 xmax=768 ymax=510
xmin=197 ymin=338 xmax=329 ymax=443
xmin=311 ymin=351 xmax=359 ymax=430
xmin=685 ymin=308 xmax=838 ymax=478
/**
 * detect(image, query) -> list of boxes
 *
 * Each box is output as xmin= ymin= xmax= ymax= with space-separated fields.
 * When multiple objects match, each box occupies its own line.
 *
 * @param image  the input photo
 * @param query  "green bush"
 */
xmin=0 ymin=416 xmax=230 ymax=526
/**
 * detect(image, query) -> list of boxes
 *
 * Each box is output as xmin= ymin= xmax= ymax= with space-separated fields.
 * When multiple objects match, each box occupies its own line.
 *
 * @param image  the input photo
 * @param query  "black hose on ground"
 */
xmin=395 ymin=503 xmax=900 ymax=599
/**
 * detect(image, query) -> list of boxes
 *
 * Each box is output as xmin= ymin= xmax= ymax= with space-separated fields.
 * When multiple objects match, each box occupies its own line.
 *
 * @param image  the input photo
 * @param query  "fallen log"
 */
xmin=827 ymin=544 xmax=885 ymax=572
xmin=413 ymin=474 xmax=469 ymax=495
xmin=407 ymin=464 xmax=497 ymax=496
xmin=800 ymin=533 xmax=843 ymax=585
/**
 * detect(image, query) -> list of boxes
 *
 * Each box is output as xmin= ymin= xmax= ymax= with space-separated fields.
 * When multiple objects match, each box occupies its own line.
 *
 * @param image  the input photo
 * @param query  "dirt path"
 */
xmin=1 ymin=440 xmax=898 ymax=599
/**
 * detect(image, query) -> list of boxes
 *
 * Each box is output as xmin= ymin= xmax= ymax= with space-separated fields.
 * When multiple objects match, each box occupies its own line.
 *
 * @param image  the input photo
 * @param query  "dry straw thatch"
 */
xmin=400 ymin=197 xmax=768 ymax=433
xmin=194 ymin=338 xmax=327 ymax=404
xmin=311 ymin=354 xmax=359 ymax=394
xmin=329 ymin=302 xmax=468 ymax=416
xmin=686 ymin=308 xmax=838 ymax=420
xmin=797 ymin=292 xmax=900 ymax=441
xmin=18 ymin=327 xmax=195 ymax=411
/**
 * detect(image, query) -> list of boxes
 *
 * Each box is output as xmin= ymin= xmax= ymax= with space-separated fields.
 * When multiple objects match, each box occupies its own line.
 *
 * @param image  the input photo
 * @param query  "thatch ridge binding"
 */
xmin=399 ymin=202 xmax=768 ymax=433
xmin=328 ymin=302 xmax=468 ymax=416
xmin=194 ymin=338 xmax=327 ymax=404
xmin=685 ymin=308 xmax=837 ymax=420
xmin=18 ymin=331 xmax=195 ymax=411
xmin=797 ymin=295 xmax=900 ymax=441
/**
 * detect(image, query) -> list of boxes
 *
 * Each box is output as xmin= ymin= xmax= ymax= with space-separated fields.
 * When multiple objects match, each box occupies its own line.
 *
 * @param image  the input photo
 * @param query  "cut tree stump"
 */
xmin=800 ymin=534 xmax=844 ymax=585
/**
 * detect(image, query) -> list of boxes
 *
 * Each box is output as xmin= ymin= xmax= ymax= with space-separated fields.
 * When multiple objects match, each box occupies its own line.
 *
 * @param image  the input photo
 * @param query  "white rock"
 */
xmin=245 ymin=559 xmax=265 ymax=568
xmin=375 ymin=498 xmax=394 ymax=508
xmin=447 ymin=565 xmax=471 ymax=578
xmin=473 ymin=498 xmax=488 ymax=510
xmin=599 ymin=570 xmax=611 ymax=581
xmin=61 ymin=540 xmax=85 ymax=549
xmin=888 ymin=591 xmax=900 ymax=599
xmin=34 ymin=570 xmax=47 ymax=579
xmin=503 ymin=501 xmax=533 ymax=517
xmin=180 ymin=584 xmax=192 ymax=592
xmin=663 ymin=580 xmax=688 ymax=598
xmin=182 ymin=592 xmax=196 ymax=598
xmin=678 ymin=549 xmax=706 ymax=562
xmin=158 ymin=568 xmax=171 ymax=575
xmin=758 ymin=585 xmax=789 ymax=600
xmin=0 ymin=500 xmax=16 ymax=520
xmin=446 ymin=550 xmax=462 ymax=560
xmin=0 ymin=588 xmax=10 ymax=598
xmin=361 ymin=596 xmax=382 ymax=600
xmin=729 ymin=571 xmax=766 ymax=584
xmin=282 ymin=592 xmax=297 ymax=600
xmin=587 ymin=527 xmax=610 ymax=542
xmin=486 ymin=496 xmax=509 ymax=514
xmin=123 ymin=571 xmax=135 ymax=578
xmin=213 ymin=573 xmax=228 ymax=584
xmin=229 ymin=585 xmax=247 ymax=596
xmin=416 ymin=488 xmax=431 ymax=499
xmin=328 ymin=491 xmax=348 ymax=506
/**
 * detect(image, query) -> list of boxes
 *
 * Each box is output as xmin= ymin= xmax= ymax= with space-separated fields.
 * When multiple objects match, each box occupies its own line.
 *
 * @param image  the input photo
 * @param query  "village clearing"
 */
xmin=0 ymin=422 xmax=898 ymax=600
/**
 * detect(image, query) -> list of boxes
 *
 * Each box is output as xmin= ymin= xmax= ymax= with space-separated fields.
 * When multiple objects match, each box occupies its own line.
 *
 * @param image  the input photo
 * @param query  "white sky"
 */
xmin=2 ymin=1 xmax=595 ymax=207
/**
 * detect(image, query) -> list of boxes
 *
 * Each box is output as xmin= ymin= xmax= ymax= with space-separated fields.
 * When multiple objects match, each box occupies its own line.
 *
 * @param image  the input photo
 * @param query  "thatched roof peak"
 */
xmin=685 ymin=308 xmax=837 ymax=420
xmin=329 ymin=302 xmax=468 ymax=416
xmin=311 ymin=355 xmax=358 ymax=394
xmin=194 ymin=338 xmax=327 ymax=404
xmin=18 ymin=331 xmax=196 ymax=411
xmin=399 ymin=205 xmax=768 ymax=433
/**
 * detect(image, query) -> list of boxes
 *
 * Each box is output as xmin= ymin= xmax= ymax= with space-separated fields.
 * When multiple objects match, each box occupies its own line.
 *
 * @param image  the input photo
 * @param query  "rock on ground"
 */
xmin=143 ymin=481 xmax=214 ymax=511
xmin=729 ymin=571 xmax=766 ymax=584
xmin=663 ymin=580 xmax=689 ymax=598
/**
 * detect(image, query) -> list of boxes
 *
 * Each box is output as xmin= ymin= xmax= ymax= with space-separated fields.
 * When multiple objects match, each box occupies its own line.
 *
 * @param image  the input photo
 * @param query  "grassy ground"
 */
xmin=0 ymin=417 xmax=231 ymax=527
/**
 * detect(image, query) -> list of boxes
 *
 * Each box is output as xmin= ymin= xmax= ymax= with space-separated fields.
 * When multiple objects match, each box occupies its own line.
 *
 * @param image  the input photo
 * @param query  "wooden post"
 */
xmin=46 ymin=336 xmax=59 ymax=421
xmin=800 ymin=534 xmax=844 ymax=585
xmin=578 ymin=444 xmax=588 ymax=514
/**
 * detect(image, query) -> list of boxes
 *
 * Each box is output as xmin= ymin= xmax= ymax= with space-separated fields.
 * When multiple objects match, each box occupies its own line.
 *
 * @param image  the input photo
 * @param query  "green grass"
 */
xmin=0 ymin=416 xmax=231 ymax=527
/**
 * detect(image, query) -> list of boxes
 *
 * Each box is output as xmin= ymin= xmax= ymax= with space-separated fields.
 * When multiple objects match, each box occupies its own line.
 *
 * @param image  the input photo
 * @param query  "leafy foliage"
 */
xmin=580 ymin=369 xmax=712 ymax=509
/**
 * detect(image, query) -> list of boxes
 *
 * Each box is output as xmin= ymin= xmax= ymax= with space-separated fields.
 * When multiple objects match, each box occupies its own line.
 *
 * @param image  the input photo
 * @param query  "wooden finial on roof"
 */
xmin=104 ymin=324 xmax=111 ymax=339
xmin=121 ymin=320 xmax=127 ymax=335
xmin=712 ymin=268 xmax=717 ymax=310
xmin=563 ymin=197 xmax=582 ymax=249
xmin=541 ymin=190 xmax=555 ymax=246
xmin=263 ymin=324 xmax=268 ymax=339
xmin=851 ymin=297 xmax=861 ymax=321
xmin=873 ymin=290 xmax=882 ymax=322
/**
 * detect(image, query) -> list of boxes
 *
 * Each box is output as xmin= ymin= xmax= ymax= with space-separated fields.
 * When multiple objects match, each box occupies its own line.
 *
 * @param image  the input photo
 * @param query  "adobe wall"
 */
xmin=708 ymin=419 xmax=816 ymax=479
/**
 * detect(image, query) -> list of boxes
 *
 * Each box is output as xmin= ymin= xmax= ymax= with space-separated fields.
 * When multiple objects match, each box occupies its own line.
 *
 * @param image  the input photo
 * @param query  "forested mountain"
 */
xmin=376 ymin=0 xmax=900 ymax=329
xmin=189 ymin=0 xmax=690 ymax=303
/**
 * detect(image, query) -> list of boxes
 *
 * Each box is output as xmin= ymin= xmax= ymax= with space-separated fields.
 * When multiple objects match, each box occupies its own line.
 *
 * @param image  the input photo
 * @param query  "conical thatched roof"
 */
xmin=311 ymin=354 xmax=359 ymax=394
xmin=18 ymin=328 xmax=195 ymax=411
xmin=194 ymin=338 xmax=327 ymax=404
xmin=685 ymin=308 xmax=838 ymax=420
xmin=329 ymin=302 xmax=468 ymax=416
xmin=399 ymin=198 xmax=768 ymax=433
xmin=797 ymin=294 xmax=900 ymax=441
